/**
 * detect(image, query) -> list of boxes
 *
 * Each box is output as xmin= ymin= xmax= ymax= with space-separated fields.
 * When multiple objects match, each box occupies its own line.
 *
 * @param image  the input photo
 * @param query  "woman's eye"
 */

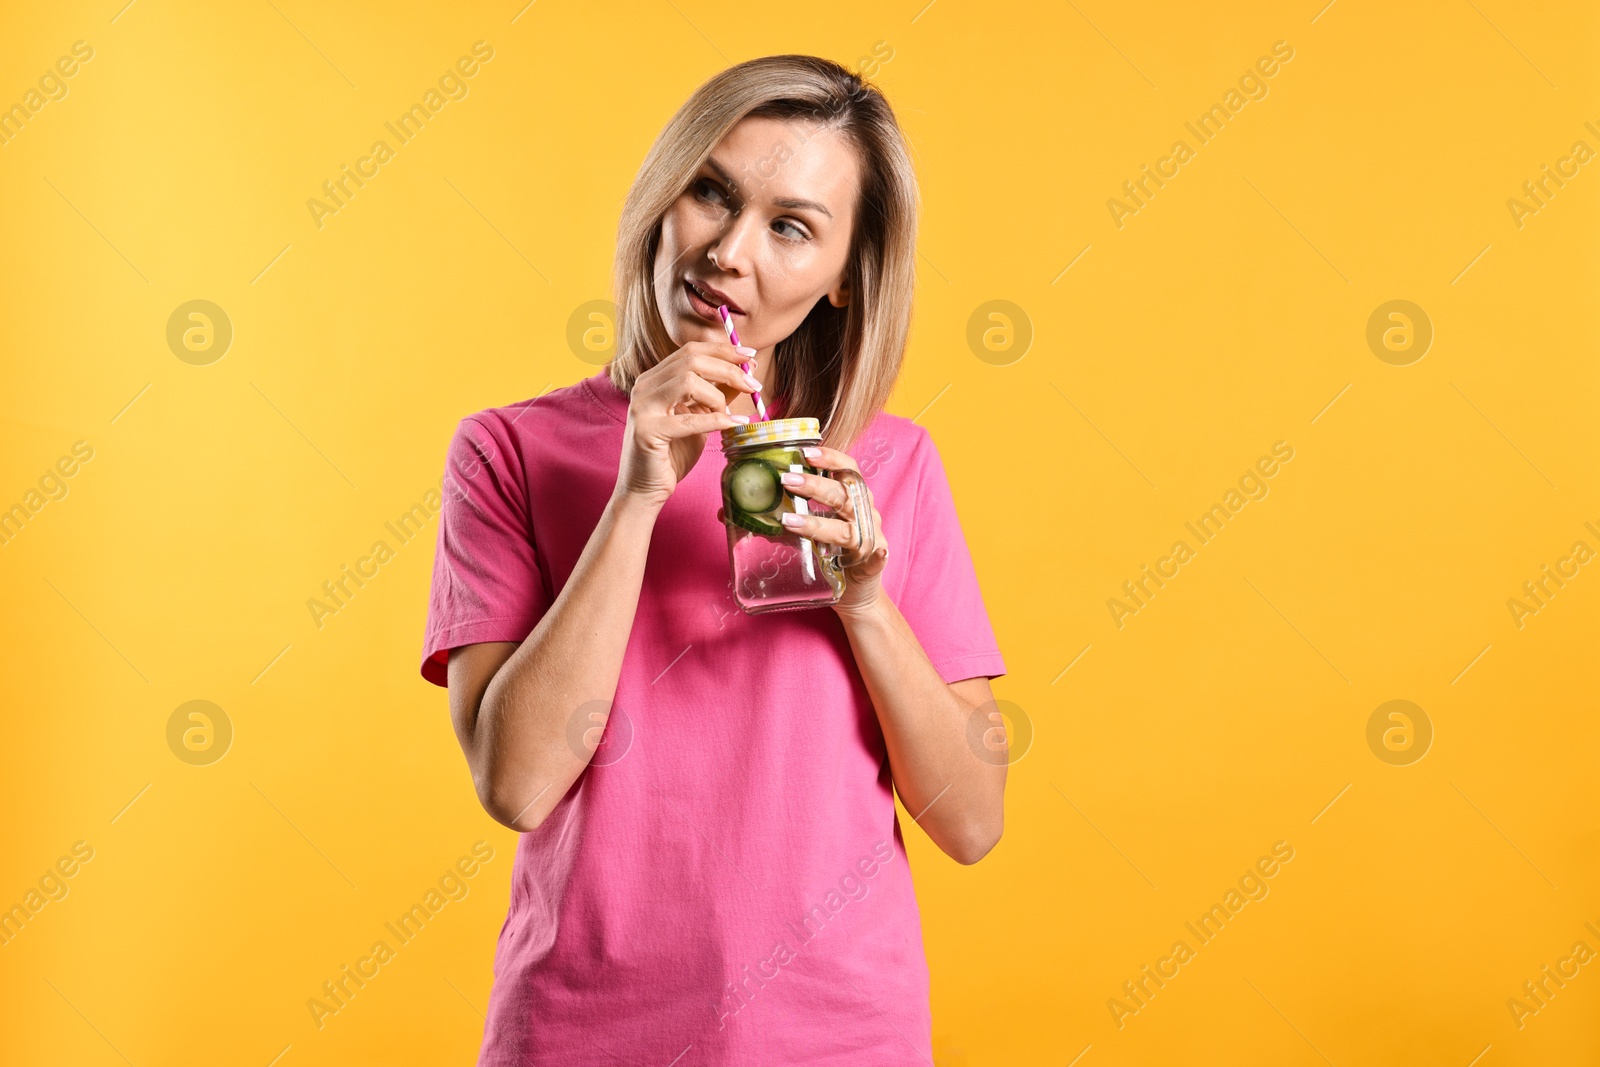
xmin=693 ymin=178 xmax=728 ymax=206
xmin=693 ymin=179 xmax=807 ymax=240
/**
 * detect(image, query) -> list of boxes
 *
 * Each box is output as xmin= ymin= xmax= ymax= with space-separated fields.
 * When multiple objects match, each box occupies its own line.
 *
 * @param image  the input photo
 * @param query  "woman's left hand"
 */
xmin=716 ymin=444 xmax=889 ymax=616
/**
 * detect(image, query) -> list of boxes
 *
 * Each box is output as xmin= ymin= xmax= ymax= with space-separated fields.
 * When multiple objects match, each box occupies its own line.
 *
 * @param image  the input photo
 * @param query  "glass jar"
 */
xmin=720 ymin=417 xmax=850 ymax=614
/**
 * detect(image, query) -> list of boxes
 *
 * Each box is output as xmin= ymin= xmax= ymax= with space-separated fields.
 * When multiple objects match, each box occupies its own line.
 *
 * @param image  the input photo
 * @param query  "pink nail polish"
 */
xmin=780 ymin=471 xmax=804 ymax=487
xmin=780 ymin=512 xmax=804 ymax=527
xmin=802 ymin=446 xmax=822 ymax=458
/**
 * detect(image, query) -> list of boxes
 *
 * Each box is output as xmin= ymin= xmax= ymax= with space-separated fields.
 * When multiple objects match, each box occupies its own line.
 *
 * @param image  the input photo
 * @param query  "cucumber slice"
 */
xmin=727 ymin=507 xmax=786 ymax=538
xmin=729 ymin=459 xmax=781 ymax=513
xmin=751 ymin=445 xmax=805 ymax=470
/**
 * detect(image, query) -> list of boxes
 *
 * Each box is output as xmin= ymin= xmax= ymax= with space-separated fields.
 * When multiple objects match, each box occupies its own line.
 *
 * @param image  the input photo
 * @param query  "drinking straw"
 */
xmin=719 ymin=304 xmax=815 ymax=582
xmin=717 ymin=305 xmax=768 ymax=421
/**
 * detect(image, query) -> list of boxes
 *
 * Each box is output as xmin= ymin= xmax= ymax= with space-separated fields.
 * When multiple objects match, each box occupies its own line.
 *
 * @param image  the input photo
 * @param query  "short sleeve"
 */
xmin=419 ymin=415 xmax=552 ymax=687
xmin=894 ymin=430 xmax=1007 ymax=684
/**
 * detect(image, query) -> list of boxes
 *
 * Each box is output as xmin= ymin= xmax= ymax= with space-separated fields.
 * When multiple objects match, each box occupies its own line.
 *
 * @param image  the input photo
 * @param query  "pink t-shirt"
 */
xmin=420 ymin=371 xmax=1006 ymax=1065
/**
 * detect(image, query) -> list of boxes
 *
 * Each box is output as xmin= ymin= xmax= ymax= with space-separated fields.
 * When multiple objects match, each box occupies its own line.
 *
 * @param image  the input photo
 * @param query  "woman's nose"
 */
xmin=707 ymin=211 xmax=758 ymax=274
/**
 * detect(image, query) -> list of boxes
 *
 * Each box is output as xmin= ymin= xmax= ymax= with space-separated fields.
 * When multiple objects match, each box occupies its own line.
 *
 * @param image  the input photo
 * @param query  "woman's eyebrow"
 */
xmin=772 ymin=195 xmax=832 ymax=219
xmin=705 ymin=155 xmax=834 ymax=219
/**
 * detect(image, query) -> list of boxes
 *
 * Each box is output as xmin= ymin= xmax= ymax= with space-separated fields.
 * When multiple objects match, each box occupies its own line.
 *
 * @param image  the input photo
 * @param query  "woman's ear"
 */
xmin=827 ymin=273 xmax=851 ymax=309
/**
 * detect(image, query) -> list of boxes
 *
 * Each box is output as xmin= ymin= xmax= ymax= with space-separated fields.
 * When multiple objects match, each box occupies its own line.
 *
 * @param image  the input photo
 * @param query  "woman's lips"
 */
xmin=684 ymin=279 xmax=730 ymax=322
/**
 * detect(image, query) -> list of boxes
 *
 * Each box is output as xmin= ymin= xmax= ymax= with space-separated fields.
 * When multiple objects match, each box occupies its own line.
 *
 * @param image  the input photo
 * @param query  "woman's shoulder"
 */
xmin=438 ymin=374 xmax=621 ymax=491
xmin=854 ymin=407 xmax=932 ymax=448
xmin=455 ymin=372 xmax=621 ymax=438
xmin=850 ymin=407 xmax=936 ymax=476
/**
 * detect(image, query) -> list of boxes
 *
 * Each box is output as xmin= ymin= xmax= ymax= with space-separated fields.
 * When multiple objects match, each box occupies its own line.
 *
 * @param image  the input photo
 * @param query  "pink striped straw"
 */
xmin=717 ymin=304 xmax=768 ymax=421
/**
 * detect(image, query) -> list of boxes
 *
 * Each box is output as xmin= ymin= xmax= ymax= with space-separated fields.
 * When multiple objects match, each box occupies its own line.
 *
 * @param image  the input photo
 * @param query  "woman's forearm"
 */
xmin=472 ymin=490 xmax=661 ymax=830
xmin=838 ymin=596 xmax=1006 ymax=864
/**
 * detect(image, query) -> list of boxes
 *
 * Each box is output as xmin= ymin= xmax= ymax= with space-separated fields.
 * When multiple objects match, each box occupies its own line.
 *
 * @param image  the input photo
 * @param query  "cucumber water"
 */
xmin=724 ymin=447 xmax=815 ymax=539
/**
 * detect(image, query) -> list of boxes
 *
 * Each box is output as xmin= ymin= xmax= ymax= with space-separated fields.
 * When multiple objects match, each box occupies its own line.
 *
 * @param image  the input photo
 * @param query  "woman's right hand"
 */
xmin=614 ymin=340 xmax=761 ymax=510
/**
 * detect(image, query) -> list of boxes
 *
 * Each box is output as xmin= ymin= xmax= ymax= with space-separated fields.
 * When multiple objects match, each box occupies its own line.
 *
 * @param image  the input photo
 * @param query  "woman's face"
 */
xmin=652 ymin=115 xmax=861 ymax=358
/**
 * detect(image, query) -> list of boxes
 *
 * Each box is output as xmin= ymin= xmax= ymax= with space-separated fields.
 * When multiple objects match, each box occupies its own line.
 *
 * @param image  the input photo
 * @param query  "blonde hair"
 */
xmin=607 ymin=54 xmax=918 ymax=454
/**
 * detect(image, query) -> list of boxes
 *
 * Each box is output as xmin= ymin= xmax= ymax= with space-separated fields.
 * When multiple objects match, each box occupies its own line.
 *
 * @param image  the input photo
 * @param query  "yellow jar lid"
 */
xmin=720 ymin=417 xmax=820 ymax=451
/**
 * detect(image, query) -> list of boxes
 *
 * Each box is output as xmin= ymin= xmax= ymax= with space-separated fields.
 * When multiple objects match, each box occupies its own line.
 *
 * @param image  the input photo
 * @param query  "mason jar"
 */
xmin=719 ymin=417 xmax=859 ymax=614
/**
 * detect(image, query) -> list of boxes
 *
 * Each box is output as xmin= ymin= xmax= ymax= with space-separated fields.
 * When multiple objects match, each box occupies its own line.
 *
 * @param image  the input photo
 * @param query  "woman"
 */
xmin=421 ymin=54 xmax=1007 ymax=1065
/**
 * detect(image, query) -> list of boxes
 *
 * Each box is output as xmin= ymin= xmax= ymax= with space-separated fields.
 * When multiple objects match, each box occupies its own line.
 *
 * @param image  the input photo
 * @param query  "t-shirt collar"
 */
xmin=584 ymin=370 xmax=630 ymax=424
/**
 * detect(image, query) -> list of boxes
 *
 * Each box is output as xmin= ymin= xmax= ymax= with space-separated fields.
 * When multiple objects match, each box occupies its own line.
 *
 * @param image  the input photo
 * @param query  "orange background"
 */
xmin=1 ymin=1 xmax=1596 ymax=1064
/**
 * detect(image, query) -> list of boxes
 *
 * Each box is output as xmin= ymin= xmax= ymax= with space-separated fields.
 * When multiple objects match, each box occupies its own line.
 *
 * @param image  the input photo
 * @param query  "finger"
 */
xmin=645 ymin=355 xmax=757 ymax=415
xmin=638 ymin=342 xmax=757 ymax=408
xmin=643 ymin=409 xmax=749 ymax=441
xmin=687 ymin=353 xmax=762 ymax=396
xmin=667 ymin=374 xmax=731 ymax=416
xmin=796 ymin=445 xmax=855 ymax=472
xmin=685 ymin=339 xmax=760 ymax=368
xmin=776 ymin=469 xmax=850 ymax=511
xmin=777 ymin=509 xmax=855 ymax=547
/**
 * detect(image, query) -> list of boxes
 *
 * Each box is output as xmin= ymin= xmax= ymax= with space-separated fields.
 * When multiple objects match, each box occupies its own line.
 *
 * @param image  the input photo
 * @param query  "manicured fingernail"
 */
xmin=730 ymin=414 xmax=750 ymax=423
xmin=780 ymin=512 xmax=804 ymax=527
xmin=736 ymin=346 xmax=757 ymax=357
xmin=745 ymin=375 xmax=762 ymax=390
xmin=802 ymin=446 xmax=822 ymax=458
xmin=780 ymin=472 xmax=804 ymax=487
